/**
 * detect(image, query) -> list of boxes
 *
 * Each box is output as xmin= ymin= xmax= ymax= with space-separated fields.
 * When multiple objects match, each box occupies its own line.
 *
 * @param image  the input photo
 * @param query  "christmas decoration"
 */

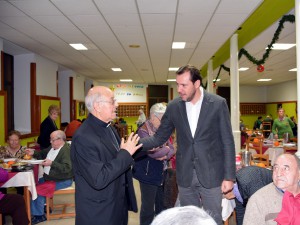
xmin=257 ymin=65 xmax=264 ymax=72
xmin=203 ymin=14 xmax=295 ymax=89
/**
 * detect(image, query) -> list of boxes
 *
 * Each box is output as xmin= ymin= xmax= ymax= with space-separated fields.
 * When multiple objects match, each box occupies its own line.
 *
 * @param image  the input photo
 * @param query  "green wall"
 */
xmin=41 ymin=99 xmax=61 ymax=129
xmin=241 ymin=102 xmax=297 ymax=129
xmin=0 ymin=94 xmax=5 ymax=145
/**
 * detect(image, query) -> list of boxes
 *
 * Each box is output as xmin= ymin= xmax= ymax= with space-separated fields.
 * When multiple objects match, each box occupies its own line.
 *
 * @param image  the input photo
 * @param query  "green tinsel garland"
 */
xmin=206 ymin=14 xmax=295 ymax=88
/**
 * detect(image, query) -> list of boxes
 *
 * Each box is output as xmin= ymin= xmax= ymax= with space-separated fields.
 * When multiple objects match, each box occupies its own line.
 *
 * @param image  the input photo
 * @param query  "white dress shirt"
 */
xmin=43 ymin=146 xmax=62 ymax=175
xmin=186 ymin=86 xmax=204 ymax=137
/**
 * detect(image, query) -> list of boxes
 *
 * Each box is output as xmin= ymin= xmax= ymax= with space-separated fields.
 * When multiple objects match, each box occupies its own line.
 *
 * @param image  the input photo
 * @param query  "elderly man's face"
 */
xmin=95 ymin=92 xmax=118 ymax=123
xmin=273 ymin=154 xmax=300 ymax=193
xmin=50 ymin=133 xmax=64 ymax=150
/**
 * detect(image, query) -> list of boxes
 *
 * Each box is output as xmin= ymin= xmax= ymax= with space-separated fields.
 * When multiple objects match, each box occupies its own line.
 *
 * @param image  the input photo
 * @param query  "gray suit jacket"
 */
xmin=140 ymin=90 xmax=236 ymax=188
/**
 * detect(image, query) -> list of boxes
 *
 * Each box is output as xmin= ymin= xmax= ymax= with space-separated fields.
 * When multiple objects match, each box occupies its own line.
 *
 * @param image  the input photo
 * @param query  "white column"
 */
xmin=295 ymin=0 xmax=300 ymax=158
xmin=0 ymin=38 xmax=2 ymax=91
xmin=207 ymin=59 xmax=214 ymax=93
xmin=230 ymin=34 xmax=240 ymax=153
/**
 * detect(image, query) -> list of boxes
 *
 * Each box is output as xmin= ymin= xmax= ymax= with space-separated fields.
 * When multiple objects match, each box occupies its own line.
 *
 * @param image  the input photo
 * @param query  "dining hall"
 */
xmin=0 ymin=0 xmax=299 ymax=225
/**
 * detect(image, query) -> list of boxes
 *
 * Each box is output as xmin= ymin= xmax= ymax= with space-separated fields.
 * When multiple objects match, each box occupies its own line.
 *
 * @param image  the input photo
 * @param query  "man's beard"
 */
xmin=185 ymin=89 xmax=196 ymax=102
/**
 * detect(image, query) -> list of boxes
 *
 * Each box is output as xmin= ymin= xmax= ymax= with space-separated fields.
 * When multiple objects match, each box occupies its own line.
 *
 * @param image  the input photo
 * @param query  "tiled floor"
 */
xmin=5 ymin=179 xmax=236 ymax=225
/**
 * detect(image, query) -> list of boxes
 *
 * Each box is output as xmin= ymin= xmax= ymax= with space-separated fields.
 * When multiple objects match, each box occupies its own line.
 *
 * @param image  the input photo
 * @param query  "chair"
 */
xmin=45 ymin=185 xmax=75 ymax=220
xmin=116 ymin=124 xmax=129 ymax=139
xmin=262 ymin=122 xmax=272 ymax=138
xmin=283 ymin=146 xmax=297 ymax=155
xmin=252 ymin=154 xmax=270 ymax=167
xmin=224 ymin=209 xmax=236 ymax=225
xmin=246 ymin=136 xmax=264 ymax=155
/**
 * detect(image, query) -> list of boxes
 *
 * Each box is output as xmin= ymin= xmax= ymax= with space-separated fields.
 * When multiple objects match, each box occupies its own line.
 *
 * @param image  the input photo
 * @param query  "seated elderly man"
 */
xmin=243 ymin=153 xmax=300 ymax=225
xmin=25 ymin=130 xmax=73 ymax=224
xmin=224 ymin=166 xmax=273 ymax=225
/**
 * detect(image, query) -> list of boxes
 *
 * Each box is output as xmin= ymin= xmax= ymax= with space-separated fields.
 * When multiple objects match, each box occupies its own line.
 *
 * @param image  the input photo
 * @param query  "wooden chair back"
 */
xmin=262 ymin=122 xmax=272 ymax=138
xmin=283 ymin=146 xmax=297 ymax=155
xmin=246 ymin=136 xmax=264 ymax=155
xmin=252 ymin=154 xmax=269 ymax=167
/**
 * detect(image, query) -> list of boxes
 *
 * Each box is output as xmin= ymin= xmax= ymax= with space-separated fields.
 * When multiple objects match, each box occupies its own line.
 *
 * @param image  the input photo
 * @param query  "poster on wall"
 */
xmin=109 ymin=84 xmax=147 ymax=103
xmin=79 ymin=102 xmax=86 ymax=116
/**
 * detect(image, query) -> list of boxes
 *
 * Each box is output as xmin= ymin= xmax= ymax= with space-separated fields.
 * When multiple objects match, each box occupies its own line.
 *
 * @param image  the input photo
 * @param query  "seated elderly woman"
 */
xmin=0 ymin=130 xmax=27 ymax=159
xmin=133 ymin=103 xmax=175 ymax=225
xmin=0 ymin=130 xmax=28 ymax=195
xmin=151 ymin=206 xmax=217 ymax=225
xmin=25 ymin=130 xmax=73 ymax=225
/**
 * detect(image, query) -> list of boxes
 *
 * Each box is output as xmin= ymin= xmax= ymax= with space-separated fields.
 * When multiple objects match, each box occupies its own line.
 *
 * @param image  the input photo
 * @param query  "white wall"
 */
xmin=58 ymin=70 xmax=72 ymax=123
xmin=240 ymin=86 xmax=267 ymax=102
xmin=85 ymin=79 xmax=94 ymax=96
xmin=99 ymin=83 xmax=147 ymax=103
xmin=266 ymin=80 xmax=297 ymax=102
xmin=168 ymin=80 xmax=297 ymax=103
xmin=73 ymin=75 xmax=85 ymax=101
xmin=14 ymin=53 xmax=35 ymax=133
xmin=36 ymin=55 xmax=58 ymax=96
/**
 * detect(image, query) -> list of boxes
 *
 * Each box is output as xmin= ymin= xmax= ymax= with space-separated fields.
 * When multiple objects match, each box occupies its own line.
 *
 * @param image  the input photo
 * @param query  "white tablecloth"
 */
xmin=222 ymin=198 xmax=236 ymax=221
xmin=264 ymin=147 xmax=284 ymax=166
xmin=1 ymin=171 xmax=37 ymax=200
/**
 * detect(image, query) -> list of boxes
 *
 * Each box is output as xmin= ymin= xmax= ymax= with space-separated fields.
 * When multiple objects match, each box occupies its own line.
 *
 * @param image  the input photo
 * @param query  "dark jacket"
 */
xmin=37 ymin=116 xmax=58 ymax=149
xmin=133 ymin=121 xmax=174 ymax=186
xmin=71 ymin=113 xmax=137 ymax=225
xmin=33 ymin=143 xmax=73 ymax=181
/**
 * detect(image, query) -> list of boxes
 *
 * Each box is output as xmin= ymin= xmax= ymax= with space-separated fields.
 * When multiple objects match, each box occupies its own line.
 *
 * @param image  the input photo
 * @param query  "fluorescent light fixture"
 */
xmin=111 ymin=68 xmax=122 ymax=72
xmin=69 ymin=43 xmax=88 ymax=50
xmin=257 ymin=79 xmax=272 ymax=82
xmin=266 ymin=43 xmax=296 ymax=50
xmin=172 ymin=42 xmax=186 ymax=49
xmin=238 ymin=67 xmax=249 ymax=71
xmin=120 ymin=79 xmax=132 ymax=82
xmin=169 ymin=67 xmax=179 ymax=71
xmin=213 ymin=79 xmax=221 ymax=82
xmin=167 ymin=79 xmax=176 ymax=82
xmin=289 ymin=68 xmax=297 ymax=72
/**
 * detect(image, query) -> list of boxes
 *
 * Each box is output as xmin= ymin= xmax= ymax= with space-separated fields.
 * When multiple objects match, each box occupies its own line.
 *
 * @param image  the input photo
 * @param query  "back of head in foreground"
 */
xmin=151 ymin=206 xmax=217 ymax=225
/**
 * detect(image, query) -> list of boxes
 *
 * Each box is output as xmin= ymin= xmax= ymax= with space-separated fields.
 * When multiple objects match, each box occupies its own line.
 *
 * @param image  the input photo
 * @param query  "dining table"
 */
xmin=0 ymin=170 xmax=37 ymax=225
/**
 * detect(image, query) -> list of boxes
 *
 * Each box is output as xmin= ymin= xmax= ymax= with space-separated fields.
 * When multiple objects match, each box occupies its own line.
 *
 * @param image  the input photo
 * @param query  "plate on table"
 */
xmin=3 ymin=158 xmax=17 ymax=163
xmin=283 ymin=143 xmax=296 ymax=147
xmin=22 ymin=159 xmax=45 ymax=164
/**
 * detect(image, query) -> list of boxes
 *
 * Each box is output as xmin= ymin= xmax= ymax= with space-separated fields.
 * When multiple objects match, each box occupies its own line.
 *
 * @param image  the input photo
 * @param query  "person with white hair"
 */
xmin=71 ymin=86 xmax=142 ymax=225
xmin=136 ymin=109 xmax=146 ymax=128
xmin=133 ymin=103 xmax=175 ymax=225
xmin=151 ymin=206 xmax=217 ymax=225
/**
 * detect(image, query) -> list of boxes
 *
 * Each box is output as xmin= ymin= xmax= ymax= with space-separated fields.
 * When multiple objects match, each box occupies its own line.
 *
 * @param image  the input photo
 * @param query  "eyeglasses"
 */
xmin=50 ymin=138 xmax=61 ymax=143
xmin=98 ymin=98 xmax=117 ymax=105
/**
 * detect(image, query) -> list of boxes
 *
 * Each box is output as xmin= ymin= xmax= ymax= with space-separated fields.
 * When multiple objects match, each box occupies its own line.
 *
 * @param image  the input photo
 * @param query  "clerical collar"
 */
xmin=89 ymin=113 xmax=111 ymax=127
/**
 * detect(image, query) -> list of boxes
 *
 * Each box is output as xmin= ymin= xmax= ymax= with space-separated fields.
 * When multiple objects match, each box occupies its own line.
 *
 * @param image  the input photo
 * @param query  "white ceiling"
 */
xmin=0 ymin=0 xmax=296 ymax=87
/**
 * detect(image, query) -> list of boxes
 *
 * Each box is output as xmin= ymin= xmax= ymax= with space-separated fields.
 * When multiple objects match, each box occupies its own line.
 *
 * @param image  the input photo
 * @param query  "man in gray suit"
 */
xmin=140 ymin=65 xmax=236 ymax=225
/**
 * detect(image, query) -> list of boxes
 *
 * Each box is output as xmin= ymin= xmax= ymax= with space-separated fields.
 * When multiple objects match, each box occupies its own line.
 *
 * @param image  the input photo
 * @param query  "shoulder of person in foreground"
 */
xmin=243 ymin=183 xmax=282 ymax=225
xmin=151 ymin=206 xmax=217 ymax=225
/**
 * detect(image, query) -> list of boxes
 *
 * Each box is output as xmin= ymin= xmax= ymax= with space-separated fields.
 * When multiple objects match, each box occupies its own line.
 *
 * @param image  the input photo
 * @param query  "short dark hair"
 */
xmin=176 ymin=65 xmax=202 ymax=84
xmin=7 ymin=130 xmax=21 ymax=140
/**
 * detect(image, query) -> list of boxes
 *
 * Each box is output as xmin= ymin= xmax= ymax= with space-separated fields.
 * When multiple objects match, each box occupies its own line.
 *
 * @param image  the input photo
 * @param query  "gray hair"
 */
xmin=151 ymin=206 xmax=217 ymax=225
xmin=85 ymin=91 xmax=102 ymax=113
xmin=274 ymin=153 xmax=300 ymax=170
xmin=53 ymin=130 xmax=66 ymax=142
xmin=150 ymin=103 xmax=167 ymax=117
